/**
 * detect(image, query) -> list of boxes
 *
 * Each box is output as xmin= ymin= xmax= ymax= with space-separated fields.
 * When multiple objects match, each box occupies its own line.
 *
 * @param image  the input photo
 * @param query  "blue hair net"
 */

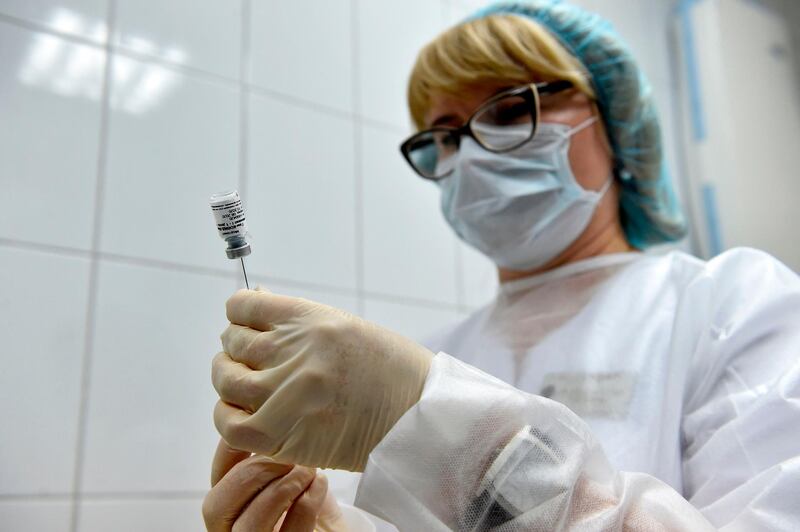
xmin=469 ymin=1 xmax=687 ymax=248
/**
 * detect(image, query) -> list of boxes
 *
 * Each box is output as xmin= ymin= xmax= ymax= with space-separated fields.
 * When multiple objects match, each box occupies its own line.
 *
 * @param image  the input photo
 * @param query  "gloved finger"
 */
xmin=279 ymin=473 xmax=328 ymax=531
xmin=316 ymin=487 xmax=348 ymax=532
xmin=214 ymin=399 xmax=273 ymax=453
xmin=211 ymin=438 xmax=251 ymax=487
xmin=232 ymin=466 xmax=317 ymax=532
xmin=202 ymin=454 xmax=294 ymax=532
xmin=212 ymin=352 xmax=270 ymax=414
xmin=226 ymin=289 xmax=307 ymax=331
xmin=220 ymin=324 xmax=276 ymax=370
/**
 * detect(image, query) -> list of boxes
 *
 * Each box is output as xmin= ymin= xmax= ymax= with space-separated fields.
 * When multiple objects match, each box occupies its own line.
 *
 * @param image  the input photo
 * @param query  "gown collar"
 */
xmin=499 ymin=252 xmax=644 ymax=296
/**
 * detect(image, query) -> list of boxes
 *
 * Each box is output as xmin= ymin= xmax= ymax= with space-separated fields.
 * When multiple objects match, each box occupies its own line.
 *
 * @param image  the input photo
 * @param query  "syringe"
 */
xmin=209 ymin=190 xmax=251 ymax=289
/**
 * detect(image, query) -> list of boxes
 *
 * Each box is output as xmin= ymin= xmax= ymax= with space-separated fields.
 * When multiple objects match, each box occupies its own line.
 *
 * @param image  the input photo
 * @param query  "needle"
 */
xmin=240 ymin=257 xmax=250 ymax=289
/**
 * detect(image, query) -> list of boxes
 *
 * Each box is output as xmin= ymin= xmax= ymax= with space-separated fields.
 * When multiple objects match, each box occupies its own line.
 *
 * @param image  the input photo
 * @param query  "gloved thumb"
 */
xmin=316 ymin=475 xmax=350 ymax=532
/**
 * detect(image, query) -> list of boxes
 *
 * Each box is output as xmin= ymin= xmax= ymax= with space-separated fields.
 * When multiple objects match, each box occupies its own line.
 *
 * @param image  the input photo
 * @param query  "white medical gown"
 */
xmin=354 ymin=248 xmax=800 ymax=530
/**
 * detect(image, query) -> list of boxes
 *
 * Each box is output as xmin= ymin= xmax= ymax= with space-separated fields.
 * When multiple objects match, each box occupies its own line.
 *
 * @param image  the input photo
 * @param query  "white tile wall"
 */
xmin=0 ymin=25 xmax=103 ymax=250
xmin=0 ymin=247 xmax=90 ymax=495
xmin=0 ymin=0 xmax=683 ymax=530
xmin=78 ymin=498 xmax=204 ymax=532
xmin=100 ymin=57 xmax=239 ymax=269
xmin=114 ymin=0 xmax=241 ymax=79
xmin=0 ymin=500 xmax=72 ymax=532
xmin=81 ymin=261 xmax=233 ymax=493
xmin=363 ymin=297 xmax=463 ymax=343
xmin=249 ymin=0 xmax=353 ymax=112
xmin=357 ymin=0 xmax=446 ymax=128
xmin=361 ymin=124 xmax=459 ymax=304
xmin=246 ymin=93 xmax=358 ymax=289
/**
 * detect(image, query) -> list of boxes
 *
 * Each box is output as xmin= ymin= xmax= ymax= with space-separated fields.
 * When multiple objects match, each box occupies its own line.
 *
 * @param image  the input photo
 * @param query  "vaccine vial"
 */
xmin=210 ymin=190 xmax=252 ymax=289
xmin=209 ymin=190 xmax=251 ymax=259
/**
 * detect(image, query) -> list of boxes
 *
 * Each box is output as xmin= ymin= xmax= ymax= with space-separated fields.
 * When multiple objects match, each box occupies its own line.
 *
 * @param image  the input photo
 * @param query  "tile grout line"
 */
xmin=0 ymin=491 xmax=207 ymax=502
xmin=238 ymin=0 xmax=251 ymax=211
xmin=99 ymin=251 xmax=239 ymax=280
xmin=0 ymin=237 xmax=92 ymax=259
xmin=69 ymin=1 xmax=117 ymax=529
xmin=351 ymin=0 xmax=365 ymax=316
xmin=245 ymin=83 xmax=351 ymax=122
xmin=0 ymin=237 xmax=464 ymax=312
xmin=355 ymin=115 xmax=405 ymax=135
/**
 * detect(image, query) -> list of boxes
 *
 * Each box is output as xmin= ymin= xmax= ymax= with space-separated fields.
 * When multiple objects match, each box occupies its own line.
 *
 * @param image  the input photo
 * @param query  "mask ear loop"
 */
xmin=569 ymin=110 xmax=613 ymax=196
xmin=567 ymin=114 xmax=600 ymax=137
xmin=595 ymin=174 xmax=614 ymax=197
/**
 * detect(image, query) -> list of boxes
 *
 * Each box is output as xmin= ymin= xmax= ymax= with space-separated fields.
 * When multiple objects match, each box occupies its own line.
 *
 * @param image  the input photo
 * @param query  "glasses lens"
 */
xmin=471 ymin=93 xmax=534 ymax=151
xmin=406 ymin=129 xmax=459 ymax=179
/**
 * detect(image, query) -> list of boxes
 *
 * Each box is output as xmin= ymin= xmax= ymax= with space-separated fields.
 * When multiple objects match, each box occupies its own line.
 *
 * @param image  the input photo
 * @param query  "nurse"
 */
xmin=205 ymin=1 xmax=800 ymax=530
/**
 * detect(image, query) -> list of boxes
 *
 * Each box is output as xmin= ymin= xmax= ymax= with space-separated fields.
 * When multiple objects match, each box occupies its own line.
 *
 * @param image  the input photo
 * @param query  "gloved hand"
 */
xmin=202 ymin=438 xmax=348 ymax=532
xmin=212 ymin=289 xmax=434 ymax=472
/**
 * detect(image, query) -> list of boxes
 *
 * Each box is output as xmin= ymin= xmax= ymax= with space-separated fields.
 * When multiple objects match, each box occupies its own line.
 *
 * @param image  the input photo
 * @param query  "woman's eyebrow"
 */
xmin=430 ymin=114 xmax=460 ymax=127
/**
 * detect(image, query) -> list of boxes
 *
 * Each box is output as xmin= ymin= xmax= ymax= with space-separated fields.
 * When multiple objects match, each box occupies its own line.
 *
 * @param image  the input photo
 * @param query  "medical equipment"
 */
xmin=209 ymin=190 xmax=251 ymax=289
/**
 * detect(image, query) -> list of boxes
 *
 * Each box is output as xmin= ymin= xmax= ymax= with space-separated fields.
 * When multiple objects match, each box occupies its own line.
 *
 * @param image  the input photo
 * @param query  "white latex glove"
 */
xmin=212 ymin=289 xmax=434 ymax=472
xmin=202 ymin=438 xmax=348 ymax=532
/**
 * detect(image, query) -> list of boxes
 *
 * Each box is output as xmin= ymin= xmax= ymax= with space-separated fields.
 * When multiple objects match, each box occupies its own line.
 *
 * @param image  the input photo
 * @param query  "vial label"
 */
xmin=210 ymin=192 xmax=248 ymax=239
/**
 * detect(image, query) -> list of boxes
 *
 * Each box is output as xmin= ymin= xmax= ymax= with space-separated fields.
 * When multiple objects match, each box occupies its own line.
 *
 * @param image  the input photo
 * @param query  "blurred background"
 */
xmin=0 ymin=0 xmax=798 ymax=530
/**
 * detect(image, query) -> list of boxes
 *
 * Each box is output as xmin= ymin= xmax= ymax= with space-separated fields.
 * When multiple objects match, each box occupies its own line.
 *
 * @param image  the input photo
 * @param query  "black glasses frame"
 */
xmin=400 ymin=79 xmax=574 ymax=180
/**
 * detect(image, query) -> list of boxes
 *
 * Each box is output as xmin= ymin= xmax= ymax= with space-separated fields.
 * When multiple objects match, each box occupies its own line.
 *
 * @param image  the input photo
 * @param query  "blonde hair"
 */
xmin=408 ymin=14 xmax=594 ymax=130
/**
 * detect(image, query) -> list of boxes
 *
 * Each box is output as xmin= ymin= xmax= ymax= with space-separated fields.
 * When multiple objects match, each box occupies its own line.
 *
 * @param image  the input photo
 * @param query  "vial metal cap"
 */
xmin=226 ymin=242 xmax=251 ymax=259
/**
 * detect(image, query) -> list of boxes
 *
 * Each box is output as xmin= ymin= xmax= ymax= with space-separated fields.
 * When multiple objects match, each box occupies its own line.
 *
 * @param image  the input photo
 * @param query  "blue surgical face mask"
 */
xmin=440 ymin=116 xmax=611 ymax=271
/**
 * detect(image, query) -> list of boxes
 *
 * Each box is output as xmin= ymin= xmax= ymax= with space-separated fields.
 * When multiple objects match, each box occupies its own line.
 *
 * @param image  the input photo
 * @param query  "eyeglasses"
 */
xmin=400 ymin=80 xmax=574 ymax=180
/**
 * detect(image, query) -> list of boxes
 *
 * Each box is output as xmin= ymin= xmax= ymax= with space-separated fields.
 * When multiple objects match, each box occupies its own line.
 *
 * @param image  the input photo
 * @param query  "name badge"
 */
xmin=539 ymin=371 xmax=635 ymax=419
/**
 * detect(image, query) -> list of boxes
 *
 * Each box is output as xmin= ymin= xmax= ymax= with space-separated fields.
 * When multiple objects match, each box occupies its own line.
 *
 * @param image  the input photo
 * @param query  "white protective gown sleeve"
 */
xmin=354 ymin=249 xmax=800 ymax=531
